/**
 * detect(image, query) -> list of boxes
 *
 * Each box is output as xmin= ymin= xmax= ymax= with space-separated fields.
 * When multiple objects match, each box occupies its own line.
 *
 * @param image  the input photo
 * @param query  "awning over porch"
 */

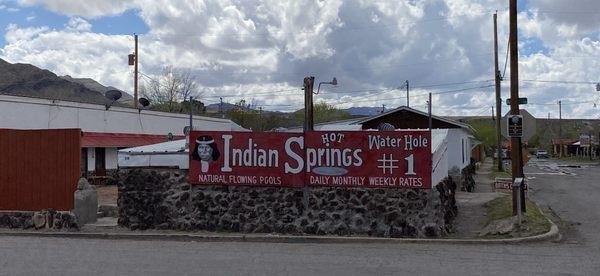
xmin=81 ymin=132 xmax=184 ymax=148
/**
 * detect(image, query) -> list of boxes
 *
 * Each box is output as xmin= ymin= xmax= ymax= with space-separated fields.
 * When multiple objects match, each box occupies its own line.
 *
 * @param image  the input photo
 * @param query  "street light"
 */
xmin=315 ymin=77 xmax=338 ymax=94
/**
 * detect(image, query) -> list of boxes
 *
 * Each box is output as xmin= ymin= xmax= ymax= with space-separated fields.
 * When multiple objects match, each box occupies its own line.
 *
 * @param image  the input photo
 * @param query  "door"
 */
xmin=95 ymin=147 xmax=106 ymax=176
xmin=81 ymin=148 xmax=88 ymax=177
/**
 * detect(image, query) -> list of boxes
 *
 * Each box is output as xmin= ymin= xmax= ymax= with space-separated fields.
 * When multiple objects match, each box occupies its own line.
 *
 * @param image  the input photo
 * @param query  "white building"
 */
xmin=0 ymin=94 xmax=244 ymax=178
xmin=287 ymin=106 xmax=476 ymax=185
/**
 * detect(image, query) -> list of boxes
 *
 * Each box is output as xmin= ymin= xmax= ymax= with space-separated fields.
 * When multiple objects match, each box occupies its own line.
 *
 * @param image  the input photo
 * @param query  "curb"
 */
xmin=0 ymin=221 xmax=559 ymax=245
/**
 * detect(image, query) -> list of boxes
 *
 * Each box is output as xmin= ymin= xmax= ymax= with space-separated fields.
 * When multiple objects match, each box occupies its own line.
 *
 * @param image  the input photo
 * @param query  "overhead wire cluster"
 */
xmin=133 ymin=6 xmax=600 ymax=116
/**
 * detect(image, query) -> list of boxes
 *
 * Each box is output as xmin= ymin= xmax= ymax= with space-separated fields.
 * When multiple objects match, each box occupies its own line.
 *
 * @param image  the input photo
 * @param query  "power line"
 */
xmin=203 ymin=88 xmax=301 ymax=98
xmin=332 ymin=84 xmax=494 ymax=105
xmin=431 ymin=84 xmax=495 ymax=95
xmin=141 ymin=70 xmax=498 ymax=100
xmin=536 ymin=10 xmax=600 ymax=14
xmin=520 ymin=79 xmax=598 ymax=84
xmin=411 ymin=79 xmax=494 ymax=89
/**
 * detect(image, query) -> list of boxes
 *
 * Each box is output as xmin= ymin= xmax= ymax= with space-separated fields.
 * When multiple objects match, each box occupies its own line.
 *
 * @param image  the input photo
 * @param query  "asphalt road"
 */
xmin=1 ymin=159 xmax=599 ymax=276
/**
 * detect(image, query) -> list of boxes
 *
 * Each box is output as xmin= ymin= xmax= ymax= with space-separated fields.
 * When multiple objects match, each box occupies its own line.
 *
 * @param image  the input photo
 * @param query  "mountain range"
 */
xmin=0 ymin=58 xmax=132 ymax=106
xmin=0 ymin=58 xmax=407 ymax=116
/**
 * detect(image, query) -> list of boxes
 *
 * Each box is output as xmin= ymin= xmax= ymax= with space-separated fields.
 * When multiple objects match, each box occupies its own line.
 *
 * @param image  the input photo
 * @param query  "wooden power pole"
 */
xmin=304 ymin=77 xmax=315 ymax=131
xmin=493 ymin=12 xmax=503 ymax=172
xmin=559 ymin=100 xmax=563 ymax=157
xmin=509 ymin=0 xmax=525 ymax=214
xmin=405 ymin=80 xmax=410 ymax=107
xmin=134 ymin=34 xmax=139 ymax=108
xmin=302 ymin=76 xmax=315 ymax=212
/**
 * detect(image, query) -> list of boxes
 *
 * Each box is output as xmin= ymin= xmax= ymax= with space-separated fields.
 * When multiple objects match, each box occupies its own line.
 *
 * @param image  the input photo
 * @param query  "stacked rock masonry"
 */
xmin=118 ymin=169 xmax=457 ymax=238
xmin=0 ymin=209 xmax=78 ymax=230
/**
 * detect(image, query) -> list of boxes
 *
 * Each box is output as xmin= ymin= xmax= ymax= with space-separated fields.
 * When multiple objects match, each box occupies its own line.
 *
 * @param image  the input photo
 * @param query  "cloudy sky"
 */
xmin=0 ymin=0 xmax=598 ymax=118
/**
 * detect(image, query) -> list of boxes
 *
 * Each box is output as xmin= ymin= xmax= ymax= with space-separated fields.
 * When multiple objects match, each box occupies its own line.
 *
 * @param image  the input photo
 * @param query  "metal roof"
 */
xmin=353 ymin=106 xmax=475 ymax=133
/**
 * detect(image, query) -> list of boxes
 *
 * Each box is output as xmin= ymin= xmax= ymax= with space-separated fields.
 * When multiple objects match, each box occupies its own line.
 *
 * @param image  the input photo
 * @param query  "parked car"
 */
xmin=536 ymin=150 xmax=549 ymax=159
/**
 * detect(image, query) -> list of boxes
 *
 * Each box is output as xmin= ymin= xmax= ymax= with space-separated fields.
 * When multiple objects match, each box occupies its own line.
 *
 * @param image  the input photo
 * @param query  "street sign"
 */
xmin=508 ymin=115 xmax=523 ymax=137
xmin=580 ymin=134 xmax=591 ymax=147
xmin=501 ymin=109 xmax=537 ymax=141
xmin=506 ymin=97 xmax=528 ymax=105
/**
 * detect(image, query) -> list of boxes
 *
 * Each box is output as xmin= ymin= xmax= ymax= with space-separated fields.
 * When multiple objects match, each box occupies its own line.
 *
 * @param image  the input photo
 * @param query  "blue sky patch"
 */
xmin=0 ymin=4 xmax=147 ymax=47
xmin=89 ymin=9 xmax=149 ymax=36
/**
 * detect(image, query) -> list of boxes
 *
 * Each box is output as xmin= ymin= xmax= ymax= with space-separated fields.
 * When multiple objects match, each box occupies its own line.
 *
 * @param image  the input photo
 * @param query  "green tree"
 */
xmin=294 ymin=101 xmax=351 ymax=126
xmin=466 ymin=118 xmax=497 ymax=148
xmin=225 ymin=100 xmax=260 ymax=130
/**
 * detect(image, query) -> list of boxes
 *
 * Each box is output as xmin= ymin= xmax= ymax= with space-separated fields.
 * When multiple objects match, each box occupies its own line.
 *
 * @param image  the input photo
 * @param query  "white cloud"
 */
xmin=65 ymin=17 xmax=92 ymax=32
xmin=2 ymin=25 xmax=133 ymax=92
xmin=4 ymin=24 xmax=48 ymax=43
xmin=16 ymin=0 xmax=134 ymax=18
xmin=0 ymin=3 xmax=19 ymax=12
xmin=1 ymin=0 xmax=599 ymax=118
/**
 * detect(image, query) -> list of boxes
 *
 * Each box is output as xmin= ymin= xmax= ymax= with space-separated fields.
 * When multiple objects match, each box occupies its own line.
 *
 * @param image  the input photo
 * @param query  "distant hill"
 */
xmin=205 ymin=102 xmax=238 ymax=113
xmin=0 ymin=58 xmax=129 ymax=106
xmin=344 ymin=106 xmax=384 ymax=116
xmin=60 ymin=75 xmax=133 ymax=105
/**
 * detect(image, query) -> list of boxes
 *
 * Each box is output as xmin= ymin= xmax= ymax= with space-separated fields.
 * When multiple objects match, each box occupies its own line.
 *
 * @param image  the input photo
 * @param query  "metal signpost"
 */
xmin=513 ymin=177 xmax=524 ymax=225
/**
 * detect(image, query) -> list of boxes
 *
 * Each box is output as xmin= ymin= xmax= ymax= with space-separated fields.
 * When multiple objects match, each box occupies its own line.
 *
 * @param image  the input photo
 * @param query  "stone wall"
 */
xmin=118 ymin=169 xmax=457 ymax=238
xmin=0 ymin=210 xmax=78 ymax=230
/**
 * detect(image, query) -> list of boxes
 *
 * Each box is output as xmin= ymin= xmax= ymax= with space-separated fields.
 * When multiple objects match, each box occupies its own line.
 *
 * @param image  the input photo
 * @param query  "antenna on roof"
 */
xmin=137 ymin=97 xmax=150 ymax=113
xmin=104 ymin=90 xmax=122 ymax=110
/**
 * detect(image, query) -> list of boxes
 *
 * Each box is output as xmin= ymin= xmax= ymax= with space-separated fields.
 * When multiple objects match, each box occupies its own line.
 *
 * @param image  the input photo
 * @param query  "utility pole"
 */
xmin=493 ymin=12 xmax=503 ymax=172
xmin=219 ymin=97 xmax=224 ymax=118
xmin=558 ymin=100 xmax=562 ymax=138
xmin=302 ymin=76 xmax=315 ymax=213
xmin=492 ymin=106 xmax=495 ymax=120
xmin=304 ymin=77 xmax=315 ymax=131
xmin=259 ymin=106 xmax=263 ymax=131
xmin=134 ymin=34 xmax=139 ymax=108
xmin=189 ymin=96 xmax=193 ymax=132
xmin=405 ymin=80 xmax=410 ymax=107
xmin=559 ymin=100 xmax=563 ymax=157
xmin=509 ymin=0 xmax=525 ymax=214
xmin=381 ymin=104 xmax=386 ymax=114
xmin=428 ymin=93 xmax=432 ymax=130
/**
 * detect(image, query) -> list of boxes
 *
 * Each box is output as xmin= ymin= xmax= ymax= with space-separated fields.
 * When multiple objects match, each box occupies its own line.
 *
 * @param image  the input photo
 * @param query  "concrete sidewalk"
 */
xmin=451 ymin=158 xmax=504 ymax=238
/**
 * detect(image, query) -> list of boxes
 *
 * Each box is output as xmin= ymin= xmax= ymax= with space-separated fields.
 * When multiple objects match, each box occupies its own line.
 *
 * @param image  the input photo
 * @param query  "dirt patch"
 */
xmin=94 ymin=185 xmax=117 ymax=206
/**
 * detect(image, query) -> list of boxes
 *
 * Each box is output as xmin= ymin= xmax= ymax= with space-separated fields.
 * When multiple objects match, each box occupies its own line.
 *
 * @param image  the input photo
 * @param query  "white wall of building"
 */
xmin=446 ymin=129 xmax=472 ymax=171
xmin=0 ymin=95 xmax=239 ymax=135
xmin=431 ymin=129 xmax=449 ymax=185
xmin=87 ymin=147 xmax=95 ymax=172
xmin=106 ymin=148 xmax=119 ymax=170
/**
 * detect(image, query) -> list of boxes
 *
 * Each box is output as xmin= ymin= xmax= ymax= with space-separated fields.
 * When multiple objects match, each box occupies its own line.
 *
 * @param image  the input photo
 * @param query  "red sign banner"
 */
xmin=189 ymin=130 xmax=431 ymax=189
